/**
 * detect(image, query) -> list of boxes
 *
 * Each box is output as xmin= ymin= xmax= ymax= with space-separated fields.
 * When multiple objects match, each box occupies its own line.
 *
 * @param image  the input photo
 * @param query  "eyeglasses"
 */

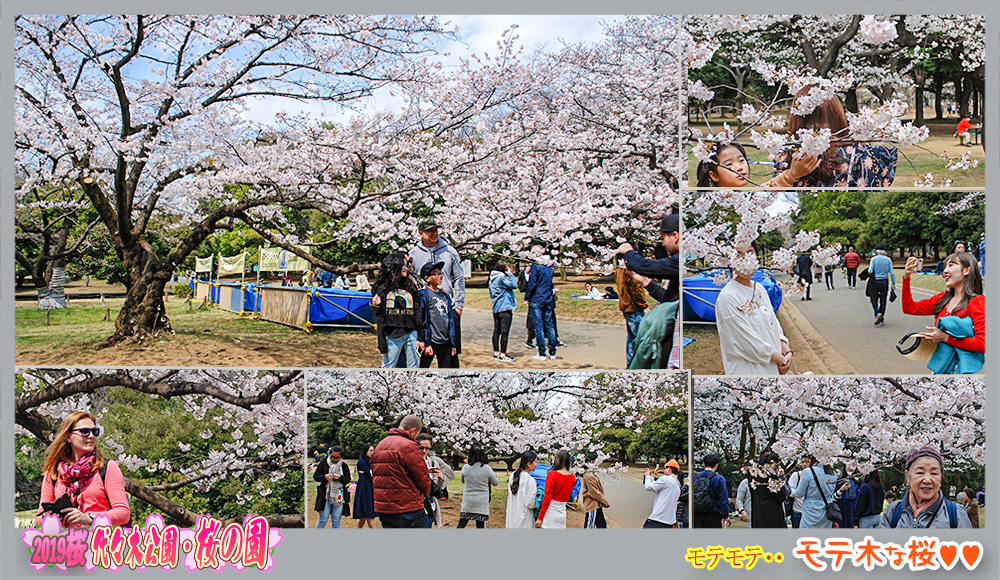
xmin=70 ymin=427 xmax=101 ymax=437
xmin=419 ymin=446 xmax=432 ymax=451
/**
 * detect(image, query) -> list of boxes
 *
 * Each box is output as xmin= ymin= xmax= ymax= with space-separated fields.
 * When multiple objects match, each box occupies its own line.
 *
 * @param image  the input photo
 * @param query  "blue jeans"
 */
xmin=530 ymin=304 xmax=557 ymax=355
xmin=791 ymin=511 xmax=802 ymax=528
xmin=624 ymin=311 xmax=644 ymax=366
xmin=378 ymin=509 xmax=432 ymax=528
xmin=316 ymin=501 xmax=344 ymax=528
xmin=382 ymin=330 xmax=419 ymax=368
xmin=857 ymin=514 xmax=880 ymax=528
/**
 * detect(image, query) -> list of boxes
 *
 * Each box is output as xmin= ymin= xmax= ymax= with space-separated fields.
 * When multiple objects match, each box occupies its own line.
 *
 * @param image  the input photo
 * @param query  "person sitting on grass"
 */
xmin=417 ymin=261 xmax=458 ymax=368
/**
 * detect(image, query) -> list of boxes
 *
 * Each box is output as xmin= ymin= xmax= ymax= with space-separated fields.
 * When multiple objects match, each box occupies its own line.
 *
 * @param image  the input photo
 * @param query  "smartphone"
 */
xmin=916 ymin=258 xmax=924 ymax=271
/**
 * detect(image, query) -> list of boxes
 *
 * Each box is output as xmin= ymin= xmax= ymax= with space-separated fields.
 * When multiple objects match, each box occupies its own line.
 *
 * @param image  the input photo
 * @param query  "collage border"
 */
xmin=3 ymin=2 xmax=997 ymax=579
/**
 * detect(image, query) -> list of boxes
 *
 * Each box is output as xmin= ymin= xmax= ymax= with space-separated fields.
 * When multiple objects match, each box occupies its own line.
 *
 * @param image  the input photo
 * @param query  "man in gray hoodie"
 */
xmin=410 ymin=220 xmax=465 ymax=366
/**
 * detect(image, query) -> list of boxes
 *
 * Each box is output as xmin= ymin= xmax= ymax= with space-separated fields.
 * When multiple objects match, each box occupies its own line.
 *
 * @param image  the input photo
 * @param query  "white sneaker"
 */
xmin=548 ymin=354 xmax=558 ymax=360
xmin=532 ymin=354 xmax=548 ymax=361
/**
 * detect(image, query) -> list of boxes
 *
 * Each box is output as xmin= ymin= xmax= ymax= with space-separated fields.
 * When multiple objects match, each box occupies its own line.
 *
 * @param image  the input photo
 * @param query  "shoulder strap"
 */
xmin=810 ymin=467 xmax=830 ymax=507
xmin=99 ymin=461 xmax=108 ymax=482
xmin=946 ymin=500 xmax=958 ymax=529
xmin=891 ymin=501 xmax=904 ymax=528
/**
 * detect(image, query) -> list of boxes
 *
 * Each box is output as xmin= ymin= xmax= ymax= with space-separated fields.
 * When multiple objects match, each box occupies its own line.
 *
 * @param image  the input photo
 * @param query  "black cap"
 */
xmin=417 ymin=219 xmax=439 ymax=231
xmin=660 ymin=214 xmax=680 ymax=233
xmin=420 ymin=261 xmax=445 ymax=278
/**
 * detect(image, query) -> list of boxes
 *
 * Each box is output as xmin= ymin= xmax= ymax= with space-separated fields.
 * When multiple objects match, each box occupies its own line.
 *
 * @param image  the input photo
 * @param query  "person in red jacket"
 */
xmin=843 ymin=246 xmax=862 ymax=289
xmin=371 ymin=415 xmax=431 ymax=528
xmin=956 ymin=117 xmax=973 ymax=146
xmin=36 ymin=411 xmax=131 ymax=527
xmin=536 ymin=450 xmax=576 ymax=528
xmin=902 ymin=252 xmax=985 ymax=371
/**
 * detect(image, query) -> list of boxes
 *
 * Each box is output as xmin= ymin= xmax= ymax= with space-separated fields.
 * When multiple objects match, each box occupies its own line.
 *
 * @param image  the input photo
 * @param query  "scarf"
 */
xmin=58 ymin=452 xmax=97 ymax=508
xmin=908 ymin=490 xmax=939 ymax=519
xmin=326 ymin=457 xmax=344 ymax=507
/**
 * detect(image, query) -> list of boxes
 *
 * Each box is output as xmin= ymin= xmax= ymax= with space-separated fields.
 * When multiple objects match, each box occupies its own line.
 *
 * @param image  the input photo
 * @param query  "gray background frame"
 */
xmin=2 ymin=1 xmax=996 ymax=578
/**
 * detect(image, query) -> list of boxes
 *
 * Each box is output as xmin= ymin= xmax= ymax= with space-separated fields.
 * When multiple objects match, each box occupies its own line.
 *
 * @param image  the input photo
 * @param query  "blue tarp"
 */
xmin=529 ymin=464 xmax=581 ymax=500
xmin=682 ymin=270 xmax=783 ymax=322
xmin=308 ymin=287 xmax=374 ymax=327
xmin=209 ymin=281 xmax=220 ymax=304
xmin=243 ymin=283 xmax=261 ymax=314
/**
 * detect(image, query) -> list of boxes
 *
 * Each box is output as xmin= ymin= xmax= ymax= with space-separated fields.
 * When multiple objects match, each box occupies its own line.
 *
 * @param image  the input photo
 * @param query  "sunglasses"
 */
xmin=70 ymin=427 xmax=101 ymax=437
xmin=419 ymin=446 xmax=432 ymax=451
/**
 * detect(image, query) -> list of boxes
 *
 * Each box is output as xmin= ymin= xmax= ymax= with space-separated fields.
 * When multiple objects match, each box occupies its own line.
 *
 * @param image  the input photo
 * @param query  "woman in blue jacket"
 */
xmin=489 ymin=261 xmax=519 ymax=362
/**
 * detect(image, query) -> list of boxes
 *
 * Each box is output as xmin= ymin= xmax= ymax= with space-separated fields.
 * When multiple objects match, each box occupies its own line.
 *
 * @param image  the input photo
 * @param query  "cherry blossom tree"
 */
xmin=15 ymin=15 xmax=450 ymax=345
xmin=693 ymin=376 xmax=984 ymax=475
xmin=684 ymin=190 xmax=821 ymax=283
xmin=307 ymin=370 xmax=688 ymax=466
xmin=684 ymin=14 xmax=985 ymax=187
xmin=15 ymin=369 xmax=305 ymax=527
xmin=16 ymin=15 xmax=686 ymax=345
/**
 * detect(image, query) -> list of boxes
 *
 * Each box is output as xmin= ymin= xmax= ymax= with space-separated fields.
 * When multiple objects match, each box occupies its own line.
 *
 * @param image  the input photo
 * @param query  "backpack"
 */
xmin=627 ymin=301 xmax=677 ymax=370
xmin=99 ymin=462 xmax=133 ymax=527
xmin=692 ymin=471 xmax=717 ymax=514
xmin=890 ymin=499 xmax=958 ymax=529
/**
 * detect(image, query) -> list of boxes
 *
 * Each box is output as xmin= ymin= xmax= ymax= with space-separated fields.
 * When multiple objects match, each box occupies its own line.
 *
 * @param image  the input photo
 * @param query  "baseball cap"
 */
xmin=417 ymin=219 xmax=439 ymax=231
xmin=660 ymin=214 xmax=680 ymax=234
xmin=420 ymin=261 xmax=445 ymax=278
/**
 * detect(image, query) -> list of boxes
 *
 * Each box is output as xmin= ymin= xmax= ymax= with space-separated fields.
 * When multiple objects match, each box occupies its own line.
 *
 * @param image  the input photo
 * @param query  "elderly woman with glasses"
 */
xmin=878 ymin=445 xmax=973 ymax=528
xmin=35 ymin=411 xmax=131 ymax=527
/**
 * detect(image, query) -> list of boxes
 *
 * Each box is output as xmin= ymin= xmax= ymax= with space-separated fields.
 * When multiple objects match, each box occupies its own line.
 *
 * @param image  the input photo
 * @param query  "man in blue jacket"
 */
xmin=523 ymin=259 xmax=558 ymax=360
xmin=692 ymin=454 xmax=731 ymax=529
xmin=867 ymin=245 xmax=895 ymax=326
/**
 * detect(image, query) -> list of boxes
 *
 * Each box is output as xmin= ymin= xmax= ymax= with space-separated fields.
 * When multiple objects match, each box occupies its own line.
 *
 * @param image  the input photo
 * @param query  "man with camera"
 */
xmin=417 ymin=433 xmax=454 ymax=528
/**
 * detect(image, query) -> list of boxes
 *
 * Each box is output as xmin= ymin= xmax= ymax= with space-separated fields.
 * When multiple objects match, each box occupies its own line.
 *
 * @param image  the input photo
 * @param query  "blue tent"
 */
xmin=308 ymin=287 xmax=374 ymax=328
xmin=683 ymin=270 xmax=783 ymax=322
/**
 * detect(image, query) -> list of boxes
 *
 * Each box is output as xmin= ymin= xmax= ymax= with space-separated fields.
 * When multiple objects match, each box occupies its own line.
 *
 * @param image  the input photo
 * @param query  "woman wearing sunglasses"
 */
xmin=35 ymin=411 xmax=131 ymax=527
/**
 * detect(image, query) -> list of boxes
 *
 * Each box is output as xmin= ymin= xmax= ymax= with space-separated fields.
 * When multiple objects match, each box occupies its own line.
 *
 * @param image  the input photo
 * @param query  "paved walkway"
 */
xmin=778 ymin=270 xmax=940 ymax=375
xmin=599 ymin=474 xmax=655 ymax=528
xmin=463 ymin=309 xmax=627 ymax=369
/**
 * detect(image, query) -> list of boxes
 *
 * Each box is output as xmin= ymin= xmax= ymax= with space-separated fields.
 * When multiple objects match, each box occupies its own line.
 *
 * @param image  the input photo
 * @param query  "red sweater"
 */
xmin=901 ymin=278 xmax=985 ymax=353
xmin=36 ymin=460 xmax=130 ymax=527
xmin=537 ymin=470 xmax=575 ymax=523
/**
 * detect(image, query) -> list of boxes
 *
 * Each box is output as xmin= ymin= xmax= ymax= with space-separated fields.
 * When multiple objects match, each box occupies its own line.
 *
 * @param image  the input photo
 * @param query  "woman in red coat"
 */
xmin=36 ymin=411 xmax=131 ymax=527
xmin=535 ymin=450 xmax=576 ymax=529
xmin=902 ymin=252 xmax=984 ymax=373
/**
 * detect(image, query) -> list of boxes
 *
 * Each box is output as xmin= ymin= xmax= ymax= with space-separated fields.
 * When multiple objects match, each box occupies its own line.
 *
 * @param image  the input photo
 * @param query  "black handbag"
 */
xmin=889 ymin=288 xmax=897 ymax=302
xmin=810 ymin=467 xmax=842 ymax=524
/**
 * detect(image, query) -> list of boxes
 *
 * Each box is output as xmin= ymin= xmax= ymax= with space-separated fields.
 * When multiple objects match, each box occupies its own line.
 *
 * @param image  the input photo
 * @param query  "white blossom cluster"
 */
xmin=694 ymin=376 xmax=984 ymax=474
xmin=308 ymin=371 xmax=687 ymax=457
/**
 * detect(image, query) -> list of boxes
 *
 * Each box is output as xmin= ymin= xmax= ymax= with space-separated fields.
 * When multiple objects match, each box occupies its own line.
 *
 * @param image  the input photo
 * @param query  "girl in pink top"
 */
xmin=35 ymin=411 xmax=131 ymax=527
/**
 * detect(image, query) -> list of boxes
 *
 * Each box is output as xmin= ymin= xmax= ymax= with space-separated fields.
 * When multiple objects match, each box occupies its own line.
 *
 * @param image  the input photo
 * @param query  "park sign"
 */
xmin=259 ymin=246 xmax=312 ymax=272
xmin=195 ymin=256 xmax=214 ymax=273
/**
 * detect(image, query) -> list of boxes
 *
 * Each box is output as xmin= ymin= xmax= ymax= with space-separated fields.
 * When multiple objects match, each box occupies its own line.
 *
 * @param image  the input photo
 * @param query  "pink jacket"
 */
xmin=36 ymin=460 xmax=131 ymax=526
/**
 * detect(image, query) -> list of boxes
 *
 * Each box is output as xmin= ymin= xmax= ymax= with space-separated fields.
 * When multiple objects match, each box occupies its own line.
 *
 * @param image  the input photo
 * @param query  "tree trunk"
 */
xmin=914 ymin=85 xmax=925 ymax=126
xmin=101 ymin=242 xmax=175 ymax=347
xmin=957 ymin=78 xmax=971 ymax=118
xmin=933 ymin=76 xmax=944 ymax=119
xmin=971 ymin=81 xmax=980 ymax=119
xmin=844 ymin=88 xmax=859 ymax=114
